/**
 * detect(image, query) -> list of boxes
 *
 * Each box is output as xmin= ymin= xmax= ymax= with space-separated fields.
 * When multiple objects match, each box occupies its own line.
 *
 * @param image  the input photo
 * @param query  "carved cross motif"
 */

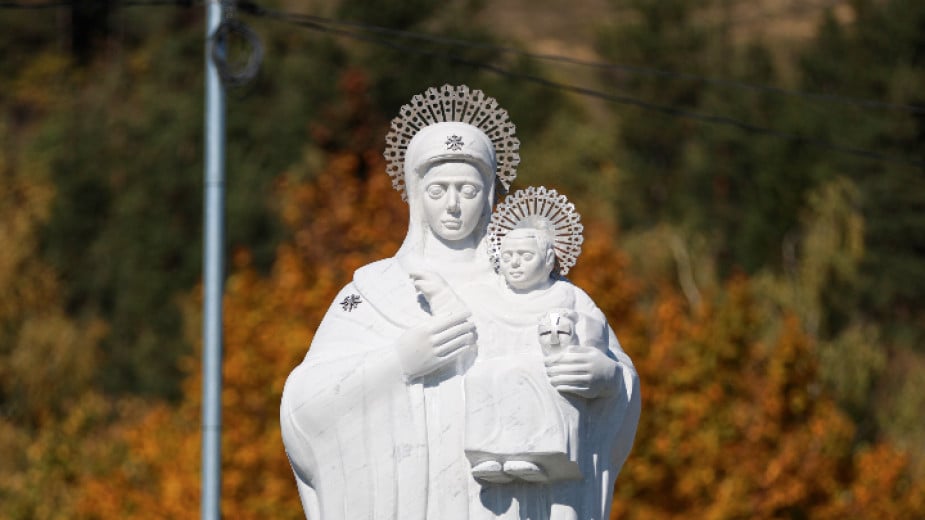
xmin=340 ymin=294 xmax=362 ymax=312
xmin=445 ymin=134 xmax=464 ymax=151
xmin=539 ymin=314 xmax=573 ymax=346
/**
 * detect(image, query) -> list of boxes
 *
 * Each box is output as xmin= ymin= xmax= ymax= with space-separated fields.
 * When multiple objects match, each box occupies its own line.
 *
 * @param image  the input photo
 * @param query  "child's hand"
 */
xmin=407 ymin=269 xmax=450 ymax=303
xmin=408 ymin=269 xmax=471 ymax=316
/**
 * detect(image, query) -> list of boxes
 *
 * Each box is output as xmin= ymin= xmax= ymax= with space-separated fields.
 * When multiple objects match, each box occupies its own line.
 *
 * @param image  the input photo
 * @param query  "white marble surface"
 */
xmin=281 ymin=115 xmax=640 ymax=519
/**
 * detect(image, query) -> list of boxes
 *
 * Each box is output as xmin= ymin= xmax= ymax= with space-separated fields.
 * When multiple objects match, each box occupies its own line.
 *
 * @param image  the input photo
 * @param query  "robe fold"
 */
xmin=281 ymin=257 xmax=640 ymax=519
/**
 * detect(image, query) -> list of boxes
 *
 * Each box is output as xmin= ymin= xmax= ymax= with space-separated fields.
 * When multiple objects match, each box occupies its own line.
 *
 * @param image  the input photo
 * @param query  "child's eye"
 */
xmin=459 ymin=184 xmax=480 ymax=198
xmin=426 ymin=184 xmax=446 ymax=198
xmin=522 ymin=252 xmax=534 ymax=261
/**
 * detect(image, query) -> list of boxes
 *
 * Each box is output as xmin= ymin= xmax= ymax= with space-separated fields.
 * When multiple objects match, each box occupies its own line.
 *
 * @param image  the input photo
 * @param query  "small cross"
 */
xmin=340 ymin=294 xmax=362 ymax=312
xmin=539 ymin=315 xmax=573 ymax=346
xmin=445 ymin=135 xmax=464 ymax=151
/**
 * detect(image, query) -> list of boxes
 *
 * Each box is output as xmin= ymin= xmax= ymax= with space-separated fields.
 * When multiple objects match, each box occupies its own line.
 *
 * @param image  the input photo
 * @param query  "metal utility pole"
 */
xmin=202 ymin=0 xmax=226 ymax=518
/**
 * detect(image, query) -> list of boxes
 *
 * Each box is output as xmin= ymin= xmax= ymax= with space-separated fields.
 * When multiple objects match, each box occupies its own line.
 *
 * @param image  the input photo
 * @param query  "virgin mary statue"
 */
xmin=280 ymin=85 xmax=640 ymax=520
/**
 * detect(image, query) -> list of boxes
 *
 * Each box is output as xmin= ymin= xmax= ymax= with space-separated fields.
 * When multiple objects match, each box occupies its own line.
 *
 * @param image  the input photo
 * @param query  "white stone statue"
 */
xmin=460 ymin=188 xmax=614 ymax=488
xmin=280 ymin=85 xmax=640 ymax=520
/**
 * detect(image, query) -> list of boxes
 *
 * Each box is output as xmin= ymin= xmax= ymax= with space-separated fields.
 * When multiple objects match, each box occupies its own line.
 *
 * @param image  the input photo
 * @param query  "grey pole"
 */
xmin=202 ymin=0 xmax=225 ymax=518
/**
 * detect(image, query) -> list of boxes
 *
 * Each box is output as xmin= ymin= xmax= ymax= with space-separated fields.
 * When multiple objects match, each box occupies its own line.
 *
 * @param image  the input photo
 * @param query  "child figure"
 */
xmin=412 ymin=187 xmax=609 ymax=485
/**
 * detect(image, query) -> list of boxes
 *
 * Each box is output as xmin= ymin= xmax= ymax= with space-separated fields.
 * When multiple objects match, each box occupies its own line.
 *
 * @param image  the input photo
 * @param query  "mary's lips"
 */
xmin=442 ymin=219 xmax=462 ymax=229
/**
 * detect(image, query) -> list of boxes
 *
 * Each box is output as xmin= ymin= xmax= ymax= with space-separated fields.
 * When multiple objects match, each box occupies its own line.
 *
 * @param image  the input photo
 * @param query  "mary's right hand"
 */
xmin=395 ymin=311 xmax=477 ymax=381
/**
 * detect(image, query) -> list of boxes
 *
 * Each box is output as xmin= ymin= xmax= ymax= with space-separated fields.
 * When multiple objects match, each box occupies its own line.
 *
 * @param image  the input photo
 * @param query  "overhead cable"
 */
xmin=239 ymin=3 xmax=925 ymax=170
xmin=5 ymin=0 xmax=923 ymax=116
xmin=4 ymin=0 xmax=923 ymax=168
xmin=235 ymin=3 xmax=925 ymax=117
xmin=0 ymin=0 xmax=195 ymax=7
xmin=211 ymin=16 xmax=263 ymax=87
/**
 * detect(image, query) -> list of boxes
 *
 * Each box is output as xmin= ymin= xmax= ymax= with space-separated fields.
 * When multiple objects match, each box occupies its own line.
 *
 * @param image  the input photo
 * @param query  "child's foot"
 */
xmin=503 ymin=460 xmax=548 ymax=483
xmin=472 ymin=460 xmax=512 ymax=484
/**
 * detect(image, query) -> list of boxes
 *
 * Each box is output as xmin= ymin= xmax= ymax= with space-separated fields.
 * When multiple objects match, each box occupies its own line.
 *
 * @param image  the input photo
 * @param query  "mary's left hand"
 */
xmin=545 ymin=345 xmax=622 ymax=399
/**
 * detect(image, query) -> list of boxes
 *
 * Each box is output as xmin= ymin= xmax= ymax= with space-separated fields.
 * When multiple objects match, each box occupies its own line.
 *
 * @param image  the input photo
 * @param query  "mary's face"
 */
xmin=421 ymin=162 xmax=486 ymax=242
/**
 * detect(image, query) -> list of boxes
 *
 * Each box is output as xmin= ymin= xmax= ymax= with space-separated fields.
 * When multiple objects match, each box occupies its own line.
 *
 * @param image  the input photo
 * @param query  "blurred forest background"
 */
xmin=2 ymin=0 xmax=924 ymax=517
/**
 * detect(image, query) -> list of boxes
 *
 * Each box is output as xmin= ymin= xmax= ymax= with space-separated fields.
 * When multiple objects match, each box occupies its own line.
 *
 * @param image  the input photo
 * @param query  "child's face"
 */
xmin=499 ymin=228 xmax=554 ymax=290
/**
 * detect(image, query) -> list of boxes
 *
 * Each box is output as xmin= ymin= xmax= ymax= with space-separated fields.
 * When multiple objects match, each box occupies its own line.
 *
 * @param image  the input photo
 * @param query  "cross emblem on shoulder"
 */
xmin=340 ymin=294 xmax=362 ymax=312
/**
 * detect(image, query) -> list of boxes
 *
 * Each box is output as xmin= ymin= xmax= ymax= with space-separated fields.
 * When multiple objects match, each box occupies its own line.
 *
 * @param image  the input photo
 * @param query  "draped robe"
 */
xmin=280 ymin=256 xmax=640 ymax=519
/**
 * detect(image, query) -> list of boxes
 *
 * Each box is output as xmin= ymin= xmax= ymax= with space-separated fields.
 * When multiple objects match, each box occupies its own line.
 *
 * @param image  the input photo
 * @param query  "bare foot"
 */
xmin=472 ymin=460 xmax=512 ymax=484
xmin=503 ymin=460 xmax=548 ymax=483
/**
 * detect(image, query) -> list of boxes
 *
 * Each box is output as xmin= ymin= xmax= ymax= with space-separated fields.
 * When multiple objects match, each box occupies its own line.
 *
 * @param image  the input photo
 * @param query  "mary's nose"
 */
xmin=446 ymin=188 xmax=460 ymax=213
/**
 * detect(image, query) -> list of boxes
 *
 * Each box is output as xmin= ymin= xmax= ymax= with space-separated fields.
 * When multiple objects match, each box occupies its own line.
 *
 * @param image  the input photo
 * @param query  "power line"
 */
xmin=0 ymin=1 xmax=68 ymax=7
xmin=0 ymin=0 xmax=193 ymax=9
xmin=6 ymin=0 xmax=923 ymax=117
xmin=120 ymin=0 xmax=196 ymax=5
xmin=239 ymin=3 xmax=925 ymax=170
xmin=4 ymin=0 xmax=923 ymax=168
xmin=235 ymin=4 xmax=925 ymax=117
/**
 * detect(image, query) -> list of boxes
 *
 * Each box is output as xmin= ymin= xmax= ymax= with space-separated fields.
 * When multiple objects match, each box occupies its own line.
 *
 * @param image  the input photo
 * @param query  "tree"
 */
xmin=793 ymin=0 xmax=925 ymax=462
xmin=600 ymin=275 xmax=924 ymax=518
xmin=797 ymin=0 xmax=925 ymax=328
xmin=72 ymin=122 xmax=408 ymax=518
xmin=71 ymin=136 xmax=925 ymax=518
xmin=0 ymin=119 xmax=113 ymax=518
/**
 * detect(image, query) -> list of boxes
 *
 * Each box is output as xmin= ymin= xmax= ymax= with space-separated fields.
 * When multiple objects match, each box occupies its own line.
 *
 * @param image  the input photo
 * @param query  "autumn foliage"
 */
xmin=2 ymin=76 xmax=922 ymax=513
xmin=53 ymin=145 xmax=923 ymax=518
xmin=599 ymin=280 xmax=925 ymax=518
xmin=63 ymin=142 xmax=400 ymax=517
xmin=4 ymin=1 xmax=925 ymax=517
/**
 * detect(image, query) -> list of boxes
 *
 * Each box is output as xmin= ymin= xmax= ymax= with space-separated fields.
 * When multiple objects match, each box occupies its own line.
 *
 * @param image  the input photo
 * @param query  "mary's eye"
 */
xmin=459 ymin=184 xmax=480 ymax=198
xmin=426 ymin=184 xmax=446 ymax=198
xmin=500 ymin=252 xmax=512 ymax=263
